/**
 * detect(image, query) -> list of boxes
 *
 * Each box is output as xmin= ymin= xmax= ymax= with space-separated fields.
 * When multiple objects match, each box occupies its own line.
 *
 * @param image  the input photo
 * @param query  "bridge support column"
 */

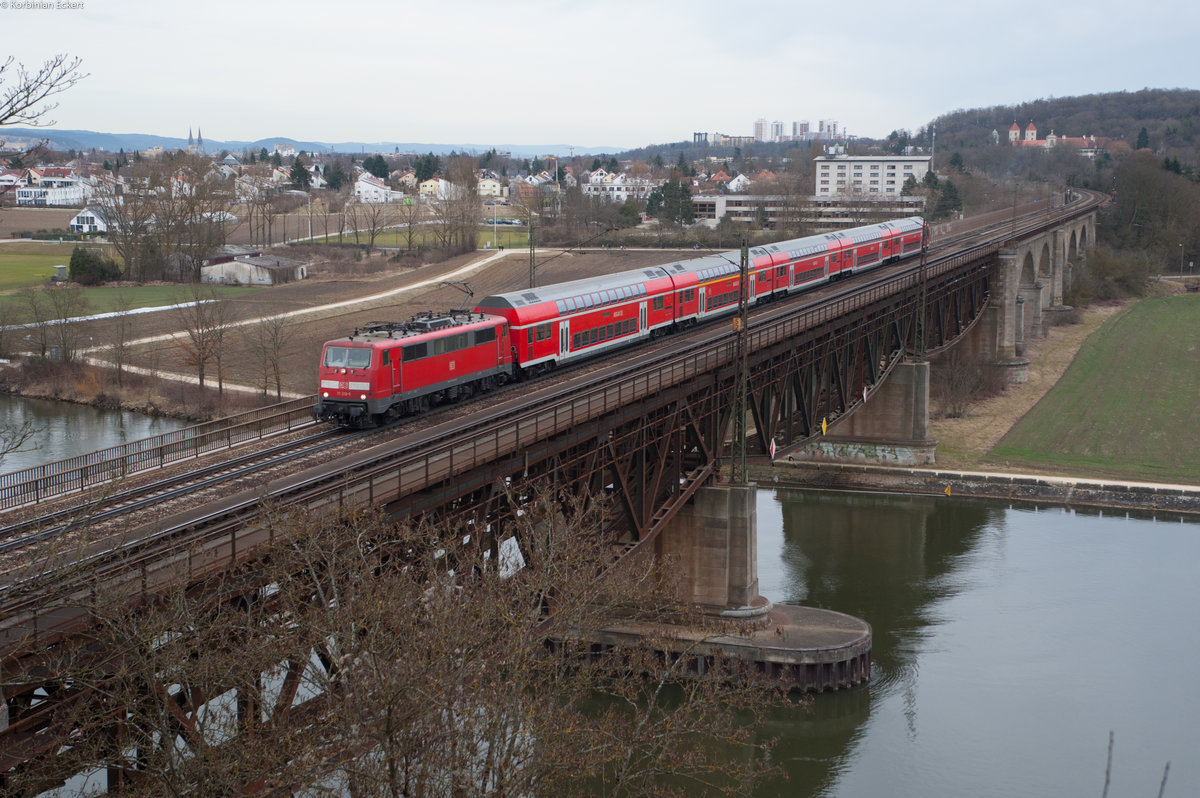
xmin=995 ymin=248 xmax=1030 ymax=382
xmin=1021 ymin=284 xmax=1046 ymax=339
xmin=656 ymin=483 xmax=762 ymax=614
xmin=787 ymin=360 xmax=937 ymax=466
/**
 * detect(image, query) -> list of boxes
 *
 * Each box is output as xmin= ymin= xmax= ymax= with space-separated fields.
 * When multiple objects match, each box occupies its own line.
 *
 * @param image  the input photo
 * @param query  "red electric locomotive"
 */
xmin=314 ymin=311 xmax=514 ymax=426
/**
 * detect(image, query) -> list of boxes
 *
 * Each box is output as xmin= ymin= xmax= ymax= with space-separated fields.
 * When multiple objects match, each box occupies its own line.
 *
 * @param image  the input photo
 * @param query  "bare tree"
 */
xmin=353 ymin=199 xmax=395 ymax=254
xmin=9 ymin=487 xmax=789 ymax=795
xmin=247 ymin=313 xmax=295 ymax=400
xmin=0 ymin=54 xmax=85 ymax=207
xmin=91 ymin=161 xmax=159 ymax=281
xmin=18 ymin=286 xmax=52 ymax=359
xmin=44 ymin=284 xmax=89 ymax=363
xmin=0 ymin=54 xmax=86 ymax=129
xmin=174 ymin=286 xmax=234 ymax=394
xmin=393 ymin=196 xmax=423 ymax=251
xmin=106 ymin=288 xmax=136 ymax=387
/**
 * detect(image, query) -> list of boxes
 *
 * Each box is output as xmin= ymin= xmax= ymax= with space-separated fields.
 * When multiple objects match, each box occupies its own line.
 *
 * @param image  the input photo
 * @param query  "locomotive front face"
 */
xmin=315 ymin=342 xmax=380 ymax=425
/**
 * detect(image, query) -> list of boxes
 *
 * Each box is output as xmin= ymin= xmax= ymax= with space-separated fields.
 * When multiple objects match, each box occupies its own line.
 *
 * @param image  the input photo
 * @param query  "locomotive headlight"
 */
xmin=360 ymin=394 xmax=367 ymax=400
xmin=323 ymin=391 xmax=329 ymax=398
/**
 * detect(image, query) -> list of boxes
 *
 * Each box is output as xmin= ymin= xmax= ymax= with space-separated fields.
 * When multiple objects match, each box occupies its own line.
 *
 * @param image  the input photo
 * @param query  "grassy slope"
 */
xmin=991 ymin=295 xmax=1200 ymax=483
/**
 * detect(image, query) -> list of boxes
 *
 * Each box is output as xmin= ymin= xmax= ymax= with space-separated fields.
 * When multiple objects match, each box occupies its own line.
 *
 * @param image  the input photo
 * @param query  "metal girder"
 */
xmin=1 ymin=251 xmax=999 ymax=792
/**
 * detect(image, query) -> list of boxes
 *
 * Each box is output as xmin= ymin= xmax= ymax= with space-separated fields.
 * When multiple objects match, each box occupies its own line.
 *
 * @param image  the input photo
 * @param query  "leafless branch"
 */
xmin=0 ymin=53 xmax=87 ymax=129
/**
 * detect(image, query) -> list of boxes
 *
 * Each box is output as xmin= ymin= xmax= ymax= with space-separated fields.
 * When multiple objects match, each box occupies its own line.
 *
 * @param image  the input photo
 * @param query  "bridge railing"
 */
xmin=0 ymin=395 xmax=318 ymax=512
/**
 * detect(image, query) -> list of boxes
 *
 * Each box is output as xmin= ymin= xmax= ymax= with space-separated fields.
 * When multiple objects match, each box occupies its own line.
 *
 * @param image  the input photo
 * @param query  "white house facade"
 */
xmin=354 ymin=173 xmax=394 ymax=203
xmin=581 ymin=174 xmax=660 ymax=203
xmin=813 ymin=154 xmax=931 ymax=196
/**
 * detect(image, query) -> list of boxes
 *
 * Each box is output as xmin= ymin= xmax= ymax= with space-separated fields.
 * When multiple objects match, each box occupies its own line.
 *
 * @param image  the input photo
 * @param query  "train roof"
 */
xmin=475 ymin=216 xmax=926 ymax=312
xmin=476 ymin=266 xmax=674 ymax=310
xmin=329 ymin=311 xmax=502 ymax=347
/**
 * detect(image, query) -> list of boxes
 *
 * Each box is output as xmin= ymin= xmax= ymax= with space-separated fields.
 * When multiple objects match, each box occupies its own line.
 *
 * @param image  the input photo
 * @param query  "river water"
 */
xmin=0 ymin=393 xmax=189 ymax=475
xmin=4 ymin=395 xmax=1196 ymax=796
xmin=756 ymin=487 xmax=1199 ymax=797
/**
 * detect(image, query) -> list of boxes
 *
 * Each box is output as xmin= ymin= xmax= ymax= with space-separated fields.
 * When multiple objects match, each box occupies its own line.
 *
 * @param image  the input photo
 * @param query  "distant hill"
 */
xmin=0 ymin=128 xmax=618 ymax=158
xmin=932 ymin=88 xmax=1200 ymax=155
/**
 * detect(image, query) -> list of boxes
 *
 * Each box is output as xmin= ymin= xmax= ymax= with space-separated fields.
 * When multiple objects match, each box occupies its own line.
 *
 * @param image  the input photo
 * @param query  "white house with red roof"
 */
xmin=355 ymin=173 xmax=394 ymax=203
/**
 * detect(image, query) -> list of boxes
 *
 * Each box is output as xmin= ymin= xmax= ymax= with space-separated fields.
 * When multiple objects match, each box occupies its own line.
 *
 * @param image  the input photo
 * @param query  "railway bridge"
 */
xmin=0 ymin=194 xmax=1102 ymax=790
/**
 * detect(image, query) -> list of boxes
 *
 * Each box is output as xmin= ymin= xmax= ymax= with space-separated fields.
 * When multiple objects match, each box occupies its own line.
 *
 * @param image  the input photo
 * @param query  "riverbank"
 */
xmin=762 ymin=459 xmax=1200 ymax=516
xmin=764 ymin=279 xmax=1200 ymax=512
xmin=0 ymin=358 xmax=269 ymax=422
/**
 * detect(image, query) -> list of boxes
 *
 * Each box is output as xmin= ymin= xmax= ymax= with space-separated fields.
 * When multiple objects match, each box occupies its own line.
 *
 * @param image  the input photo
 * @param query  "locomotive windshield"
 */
xmin=323 ymin=346 xmax=372 ymax=369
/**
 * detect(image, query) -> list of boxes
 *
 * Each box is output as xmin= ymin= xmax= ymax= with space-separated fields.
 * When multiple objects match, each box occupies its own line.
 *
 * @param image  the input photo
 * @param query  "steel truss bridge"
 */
xmin=0 ymin=195 xmax=1103 ymax=790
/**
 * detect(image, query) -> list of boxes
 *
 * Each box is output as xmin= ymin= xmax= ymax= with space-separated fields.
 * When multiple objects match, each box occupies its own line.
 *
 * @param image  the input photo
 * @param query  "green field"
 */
xmin=0 ymin=283 xmax=260 ymax=323
xmin=0 ymin=243 xmax=80 ymax=291
xmin=991 ymin=295 xmax=1200 ymax=483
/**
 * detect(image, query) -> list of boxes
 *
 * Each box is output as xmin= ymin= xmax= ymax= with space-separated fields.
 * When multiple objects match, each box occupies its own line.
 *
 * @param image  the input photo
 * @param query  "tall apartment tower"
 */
xmin=771 ymin=120 xmax=784 ymax=142
xmin=754 ymin=118 xmax=767 ymax=142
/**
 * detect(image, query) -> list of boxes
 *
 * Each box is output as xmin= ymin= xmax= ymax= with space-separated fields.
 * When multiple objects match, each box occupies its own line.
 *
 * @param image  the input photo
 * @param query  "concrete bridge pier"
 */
xmin=639 ymin=482 xmax=872 ymax=691
xmin=655 ymin=483 xmax=762 ymax=615
xmin=1021 ymin=284 xmax=1046 ymax=340
xmin=988 ymin=248 xmax=1031 ymax=381
xmin=786 ymin=360 xmax=937 ymax=467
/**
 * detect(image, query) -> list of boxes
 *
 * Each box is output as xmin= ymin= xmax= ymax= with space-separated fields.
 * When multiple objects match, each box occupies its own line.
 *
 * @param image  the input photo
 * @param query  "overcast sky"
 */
xmin=5 ymin=0 xmax=1198 ymax=151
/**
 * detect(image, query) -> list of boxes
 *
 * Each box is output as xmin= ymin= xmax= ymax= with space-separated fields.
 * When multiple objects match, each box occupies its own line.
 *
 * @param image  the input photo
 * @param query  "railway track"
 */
xmin=0 ymin=192 xmax=1104 ymax=582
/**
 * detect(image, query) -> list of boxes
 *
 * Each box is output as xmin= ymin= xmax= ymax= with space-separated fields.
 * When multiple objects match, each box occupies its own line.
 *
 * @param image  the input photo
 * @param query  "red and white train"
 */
xmin=314 ymin=216 xmax=929 ymax=426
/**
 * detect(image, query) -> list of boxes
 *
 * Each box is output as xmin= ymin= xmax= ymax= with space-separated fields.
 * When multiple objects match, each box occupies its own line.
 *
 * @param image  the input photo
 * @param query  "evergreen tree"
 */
xmin=363 ymin=154 xmax=389 ymax=179
xmin=290 ymin=155 xmax=312 ymax=189
xmin=412 ymin=153 xmax=440 ymax=182
xmin=68 ymin=246 xmax=120 ymax=285
xmin=618 ymin=199 xmax=640 ymax=227
xmin=934 ymin=180 xmax=962 ymax=218
xmin=325 ymin=161 xmax=348 ymax=191
xmin=1136 ymin=127 xmax=1150 ymax=150
xmin=647 ymin=178 xmax=694 ymax=226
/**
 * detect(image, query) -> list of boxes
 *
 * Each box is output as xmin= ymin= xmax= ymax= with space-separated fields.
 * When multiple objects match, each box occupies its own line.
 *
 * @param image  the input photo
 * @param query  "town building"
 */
xmin=581 ymin=172 xmax=659 ymax=204
xmin=813 ymin=154 xmax=931 ymax=197
xmin=1003 ymin=121 xmax=1106 ymax=158
xmin=691 ymin=193 xmax=924 ymax=230
xmin=355 ymin=173 xmax=394 ymax=203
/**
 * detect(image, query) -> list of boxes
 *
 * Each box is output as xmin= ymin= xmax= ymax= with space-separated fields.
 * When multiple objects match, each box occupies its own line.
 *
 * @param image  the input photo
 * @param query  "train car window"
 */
xmin=402 ymin=343 xmax=427 ymax=363
xmin=527 ymin=329 xmax=534 ymax=347
xmin=536 ymin=323 xmax=552 ymax=342
xmin=556 ymin=300 xmax=567 ymax=314
xmin=324 ymin=346 xmax=372 ymax=369
xmin=653 ymin=296 xmax=665 ymax=311
xmin=476 ymin=327 xmax=496 ymax=345
xmin=382 ymin=350 xmax=392 ymax=365
xmin=685 ymin=288 xmax=695 ymax=302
